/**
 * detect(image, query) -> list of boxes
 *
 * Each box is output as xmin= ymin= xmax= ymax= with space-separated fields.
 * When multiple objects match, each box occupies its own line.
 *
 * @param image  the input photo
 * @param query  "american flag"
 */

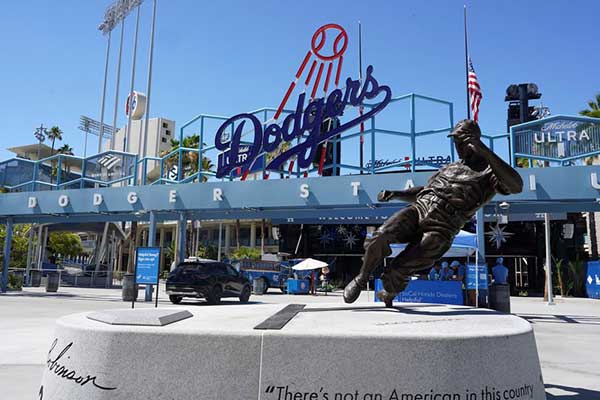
xmin=468 ymin=57 xmax=482 ymax=122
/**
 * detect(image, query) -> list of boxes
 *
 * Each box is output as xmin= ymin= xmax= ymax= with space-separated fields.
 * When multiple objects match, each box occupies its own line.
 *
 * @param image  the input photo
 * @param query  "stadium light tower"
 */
xmin=97 ymin=3 xmax=117 ymax=153
xmin=141 ymin=0 xmax=157 ymax=162
xmin=33 ymin=124 xmax=48 ymax=160
xmin=98 ymin=0 xmax=144 ymax=153
xmin=79 ymin=116 xmax=115 ymax=157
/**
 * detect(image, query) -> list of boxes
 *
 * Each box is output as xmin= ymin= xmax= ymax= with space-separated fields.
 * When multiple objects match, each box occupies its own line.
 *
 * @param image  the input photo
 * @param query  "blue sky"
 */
xmin=1 ymin=0 xmax=599 ymax=164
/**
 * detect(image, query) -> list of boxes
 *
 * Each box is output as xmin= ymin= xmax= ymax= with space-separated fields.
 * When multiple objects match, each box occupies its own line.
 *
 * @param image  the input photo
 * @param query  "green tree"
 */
xmin=57 ymin=144 xmax=73 ymax=155
xmin=579 ymin=94 xmax=600 ymax=118
xmin=57 ymin=143 xmax=74 ymax=183
xmin=161 ymin=135 xmax=214 ymax=181
xmin=230 ymin=247 xmax=261 ymax=260
xmin=0 ymin=224 xmax=32 ymax=269
xmin=47 ymin=126 xmax=63 ymax=157
xmin=579 ymin=94 xmax=600 ymax=255
xmin=47 ymin=232 xmax=83 ymax=259
xmin=47 ymin=126 xmax=63 ymax=185
xmin=197 ymin=245 xmax=219 ymax=260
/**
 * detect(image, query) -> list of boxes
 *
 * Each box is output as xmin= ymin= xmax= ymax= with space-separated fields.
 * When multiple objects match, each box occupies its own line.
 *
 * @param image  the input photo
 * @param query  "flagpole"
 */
xmin=464 ymin=5 xmax=471 ymax=120
xmin=358 ymin=21 xmax=364 ymax=174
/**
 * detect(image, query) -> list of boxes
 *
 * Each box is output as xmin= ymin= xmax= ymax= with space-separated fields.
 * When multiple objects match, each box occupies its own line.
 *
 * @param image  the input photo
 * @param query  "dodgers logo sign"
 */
xmin=214 ymin=24 xmax=392 ymax=178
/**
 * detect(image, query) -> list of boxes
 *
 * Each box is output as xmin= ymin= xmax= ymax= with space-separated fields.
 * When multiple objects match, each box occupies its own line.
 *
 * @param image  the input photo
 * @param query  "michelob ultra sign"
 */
xmin=512 ymin=115 xmax=600 ymax=162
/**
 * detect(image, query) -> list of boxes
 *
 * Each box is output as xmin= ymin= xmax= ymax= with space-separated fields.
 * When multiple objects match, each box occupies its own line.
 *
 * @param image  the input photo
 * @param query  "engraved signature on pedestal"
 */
xmin=45 ymin=338 xmax=117 ymax=391
xmin=375 ymin=318 xmax=462 ymax=326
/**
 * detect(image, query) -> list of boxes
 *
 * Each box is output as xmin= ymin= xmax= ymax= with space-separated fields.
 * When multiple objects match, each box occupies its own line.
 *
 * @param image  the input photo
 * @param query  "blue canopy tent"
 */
xmin=388 ymin=230 xmax=478 ymax=258
xmin=380 ymin=230 xmax=484 ymax=306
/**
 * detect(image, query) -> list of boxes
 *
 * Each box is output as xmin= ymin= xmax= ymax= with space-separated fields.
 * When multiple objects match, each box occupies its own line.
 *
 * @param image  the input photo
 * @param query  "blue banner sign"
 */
xmin=365 ymin=155 xmax=451 ymax=170
xmin=214 ymin=65 xmax=391 ymax=178
xmin=374 ymin=279 xmax=463 ymax=305
xmin=586 ymin=261 xmax=600 ymax=299
xmin=466 ymin=263 xmax=488 ymax=290
xmin=135 ymin=247 xmax=161 ymax=285
xmin=85 ymin=151 xmax=137 ymax=183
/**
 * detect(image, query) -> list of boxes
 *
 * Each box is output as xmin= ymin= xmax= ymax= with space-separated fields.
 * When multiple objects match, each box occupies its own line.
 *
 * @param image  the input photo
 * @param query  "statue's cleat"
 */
xmin=343 ymin=278 xmax=365 ymax=304
xmin=377 ymin=290 xmax=395 ymax=308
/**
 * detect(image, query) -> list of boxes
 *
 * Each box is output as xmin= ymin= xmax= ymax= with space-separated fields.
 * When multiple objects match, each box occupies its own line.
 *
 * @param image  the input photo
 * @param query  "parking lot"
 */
xmin=1 ymin=286 xmax=599 ymax=399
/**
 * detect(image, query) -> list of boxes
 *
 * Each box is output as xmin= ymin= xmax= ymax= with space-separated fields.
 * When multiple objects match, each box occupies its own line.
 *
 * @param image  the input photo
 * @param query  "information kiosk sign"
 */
xmin=134 ymin=247 xmax=161 ymax=307
xmin=466 ymin=263 xmax=488 ymax=290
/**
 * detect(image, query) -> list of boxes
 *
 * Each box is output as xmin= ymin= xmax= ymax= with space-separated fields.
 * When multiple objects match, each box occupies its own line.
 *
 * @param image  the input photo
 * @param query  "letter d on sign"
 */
xmin=28 ymin=197 xmax=37 ymax=208
xmin=93 ymin=193 xmax=103 ymax=206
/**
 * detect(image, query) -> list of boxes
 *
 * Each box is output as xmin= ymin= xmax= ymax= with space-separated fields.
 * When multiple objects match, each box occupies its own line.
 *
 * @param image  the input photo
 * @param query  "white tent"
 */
xmin=292 ymin=258 xmax=328 ymax=271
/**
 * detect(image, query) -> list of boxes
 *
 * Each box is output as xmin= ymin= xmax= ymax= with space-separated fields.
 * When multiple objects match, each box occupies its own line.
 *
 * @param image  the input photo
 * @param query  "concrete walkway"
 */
xmin=0 ymin=287 xmax=598 ymax=399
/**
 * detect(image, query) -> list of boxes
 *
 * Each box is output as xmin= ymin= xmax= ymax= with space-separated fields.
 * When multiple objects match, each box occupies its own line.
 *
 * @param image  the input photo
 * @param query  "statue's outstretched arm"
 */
xmin=475 ymin=143 xmax=523 ymax=194
xmin=377 ymin=186 xmax=424 ymax=203
xmin=452 ymin=119 xmax=523 ymax=195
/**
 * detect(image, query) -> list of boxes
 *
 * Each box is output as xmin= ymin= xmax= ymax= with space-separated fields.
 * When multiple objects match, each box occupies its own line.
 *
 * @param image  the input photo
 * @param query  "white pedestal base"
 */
xmin=40 ymin=303 xmax=546 ymax=400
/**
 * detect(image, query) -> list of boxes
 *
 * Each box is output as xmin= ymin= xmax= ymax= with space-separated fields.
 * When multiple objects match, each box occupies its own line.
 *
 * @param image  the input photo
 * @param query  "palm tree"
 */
xmin=581 ymin=96 xmax=600 ymax=258
xmin=57 ymin=144 xmax=74 ymax=183
xmin=57 ymin=144 xmax=73 ymax=155
xmin=47 ymin=126 xmax=63 ymax=156
xmin=160 ymin=135 xmax=213 ymax=181
xmin=267 ymin=141 xmax=291 ymax=178
xmin=47 ymin=126 xmax=63 ymax=185
xmin=579 ymin=94 xmax=600 ymax=118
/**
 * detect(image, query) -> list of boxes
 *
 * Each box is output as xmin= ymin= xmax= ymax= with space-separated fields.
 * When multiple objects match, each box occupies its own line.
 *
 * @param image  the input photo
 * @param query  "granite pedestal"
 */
xmin=40 ymin=303 xmax=545 ymax=400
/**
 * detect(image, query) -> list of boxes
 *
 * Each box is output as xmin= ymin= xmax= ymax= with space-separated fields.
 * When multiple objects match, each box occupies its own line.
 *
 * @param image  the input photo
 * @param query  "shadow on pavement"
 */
xmin=518 ymin=314 xmax=600 ymax=325
xmin=546 ymin=384 xmax=600 ymax=399
xmin=177 ymin=300 xmax=262 ymax=306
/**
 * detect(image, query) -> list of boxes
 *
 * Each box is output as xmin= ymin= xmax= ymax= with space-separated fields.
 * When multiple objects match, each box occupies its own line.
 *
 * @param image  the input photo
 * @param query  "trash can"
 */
xmin=29 ymin=270 xmax=42 ymax=287
xmin=489 ymin=284 xmax=511 ymax=313
xmin=46 ymin=272 xmax=60 ymax=293
xmin=122 ymin=273 xmax=139 ymax=302
xmin=466 ymin=289 xmax=489 ymax=308
xmin=253 ymin=278 xmax=266 ymax=295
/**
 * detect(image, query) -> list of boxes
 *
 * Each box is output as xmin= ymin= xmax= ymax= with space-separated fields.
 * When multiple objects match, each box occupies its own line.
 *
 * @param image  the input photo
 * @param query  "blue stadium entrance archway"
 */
xmin=3 ymin=165 xmax=600 ymax=291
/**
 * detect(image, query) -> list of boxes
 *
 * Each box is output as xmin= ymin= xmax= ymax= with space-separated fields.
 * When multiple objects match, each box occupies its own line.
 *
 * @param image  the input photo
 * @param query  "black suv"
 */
xmin=166 ymin=260 xmax=251 ymax=305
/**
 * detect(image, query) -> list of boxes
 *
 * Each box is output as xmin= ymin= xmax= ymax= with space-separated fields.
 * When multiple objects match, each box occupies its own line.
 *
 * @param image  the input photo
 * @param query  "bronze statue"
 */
xmin=343 ymin=120 xmax=523 ymax=307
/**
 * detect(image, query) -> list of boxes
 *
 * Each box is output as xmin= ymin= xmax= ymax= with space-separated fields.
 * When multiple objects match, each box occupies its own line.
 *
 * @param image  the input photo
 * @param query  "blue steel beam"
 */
xmin=1 ymin=217 xmax=13 ymax=292
xmin=1 ymin=167 xmax=600 ymax=225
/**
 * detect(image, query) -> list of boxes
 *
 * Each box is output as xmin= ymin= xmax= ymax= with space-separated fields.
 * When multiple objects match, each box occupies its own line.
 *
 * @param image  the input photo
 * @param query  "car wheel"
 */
xmin=169 ymin=295 xmax=182 ymax=304
xmin=239 ymin=285 xmax=251 ymax=303
xmin=206 ymin=285 xmax=222 ymax=305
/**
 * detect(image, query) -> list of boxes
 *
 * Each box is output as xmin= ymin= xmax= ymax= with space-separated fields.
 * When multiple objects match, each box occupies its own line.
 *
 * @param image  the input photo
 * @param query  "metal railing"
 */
xmin=8 ymin=268 xmax=126 ymax=289
xmin=0 ymin=150 xmax=138 ymax=192
xmin=1 ymin=92 xmax=524 ymax=192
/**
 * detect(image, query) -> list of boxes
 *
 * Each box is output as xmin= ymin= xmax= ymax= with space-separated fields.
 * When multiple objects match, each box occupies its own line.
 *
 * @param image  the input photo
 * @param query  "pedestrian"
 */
xmin=428 ymin=264 xmax=443 ymax=280
xmin=492 ymin=257 xmax=509 ymax=285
